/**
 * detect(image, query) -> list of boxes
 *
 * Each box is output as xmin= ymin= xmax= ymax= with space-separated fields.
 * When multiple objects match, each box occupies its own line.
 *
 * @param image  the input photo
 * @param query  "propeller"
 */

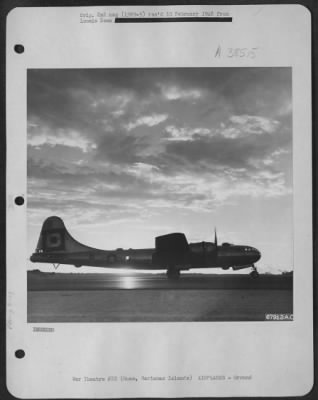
xmin=214 ymin=228 xmax=219 ymax=261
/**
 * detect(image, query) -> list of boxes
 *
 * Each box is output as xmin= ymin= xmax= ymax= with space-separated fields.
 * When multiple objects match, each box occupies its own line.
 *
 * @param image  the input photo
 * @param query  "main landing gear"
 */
xmin=166 ymin=268 xmax=180 ymax=280
xmin=250 ymin=265 xmax=259 ymax=278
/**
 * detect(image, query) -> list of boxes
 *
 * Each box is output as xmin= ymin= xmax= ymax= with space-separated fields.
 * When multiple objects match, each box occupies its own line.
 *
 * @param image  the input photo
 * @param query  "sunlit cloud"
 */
xmin=161 ymin=85 xmax=202 ymax=101
xmin=28 ymin=123 xmax=96 ymax=153
xmin=125 ymin=113 xmax=168 ymax=131
xmin=164 ymin=125 xmax=211 ymax=141
xmin=222 ymin=115 xmax=280 ymax=138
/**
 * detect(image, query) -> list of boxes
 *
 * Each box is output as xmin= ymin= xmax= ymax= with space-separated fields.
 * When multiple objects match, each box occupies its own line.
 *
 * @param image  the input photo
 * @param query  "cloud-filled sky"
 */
xmin=27 ymin=68 xmax=293 ymax=273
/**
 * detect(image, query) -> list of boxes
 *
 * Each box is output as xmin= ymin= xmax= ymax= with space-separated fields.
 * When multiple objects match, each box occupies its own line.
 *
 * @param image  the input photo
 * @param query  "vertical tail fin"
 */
xmin=35 ymin=216 xmax=90 ymax=253
xmin=35 ymin=216 xmax=67 ymax=252
xmin=30 ymin=216 xmax=96 ymax=265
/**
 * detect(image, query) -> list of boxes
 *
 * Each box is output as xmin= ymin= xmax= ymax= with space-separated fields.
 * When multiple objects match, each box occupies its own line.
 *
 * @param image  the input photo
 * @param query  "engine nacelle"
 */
xmin=232 ymin=265 xmax=251 ymax=271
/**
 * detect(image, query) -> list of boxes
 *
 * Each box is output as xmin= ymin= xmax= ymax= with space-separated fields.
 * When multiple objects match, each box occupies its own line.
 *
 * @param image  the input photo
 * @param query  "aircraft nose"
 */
xmin=253 ymin=249 xmax=261 ymax=262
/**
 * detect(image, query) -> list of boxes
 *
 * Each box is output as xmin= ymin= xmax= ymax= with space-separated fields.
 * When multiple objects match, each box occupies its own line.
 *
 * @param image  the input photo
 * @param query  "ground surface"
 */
xmin=27 ymin=271 xmax=293 ymax=322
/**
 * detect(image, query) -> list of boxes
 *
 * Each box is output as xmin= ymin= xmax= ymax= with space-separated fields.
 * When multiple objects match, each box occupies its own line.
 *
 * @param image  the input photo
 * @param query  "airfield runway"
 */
xmin=28 ymin=272 xmax=293 ymax=322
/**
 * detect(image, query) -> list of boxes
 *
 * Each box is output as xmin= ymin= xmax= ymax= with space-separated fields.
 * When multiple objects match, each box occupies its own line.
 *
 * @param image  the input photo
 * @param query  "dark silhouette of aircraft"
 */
xmin=30 ymin=216 xmax=261 ymax=278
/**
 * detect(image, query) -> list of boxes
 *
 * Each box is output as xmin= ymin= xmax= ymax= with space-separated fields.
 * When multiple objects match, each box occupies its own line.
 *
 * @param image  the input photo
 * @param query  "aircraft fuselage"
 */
xmin=31 ymin=243 xmax=261 ymax=270
xmin=30 ymin=217 xmax=261 ymax=274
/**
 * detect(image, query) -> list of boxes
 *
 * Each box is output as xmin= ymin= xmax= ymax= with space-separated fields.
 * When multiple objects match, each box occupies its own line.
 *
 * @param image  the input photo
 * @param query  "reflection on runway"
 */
xmin=27 ymin=271 xmax=293 ymax=322
xmin=120 ymin=276 xmax=138 ymax=289
xmin=28 ymin=271 xmax=293 ymax=291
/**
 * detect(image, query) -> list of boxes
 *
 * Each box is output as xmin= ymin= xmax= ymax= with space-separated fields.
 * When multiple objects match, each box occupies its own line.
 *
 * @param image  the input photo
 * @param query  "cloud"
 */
xmin=164 ymin=114 xmax=281 ymax=143
xmin=161 ymin=85 xmax=203 ymax=101
xmin=95 ymin=133 xmax=151 ymax=165
xmin=28 ymin=123 xmax=97 ymax=152
xmin=27 ymin=70 xmax=292 ymax=223
xmin=226 ymin=115 xmax=280 ymax=137
xmin=262 ymin=148 xmax=291 ymax=166
xmin=164 ymin=125 xmax=211 ymax=141
xmin=28 ymin=127 xmax=291 ymax=228
xmin=125 ymin=113 xmax=168 ymax=131
xmin=158 ymin=132 xmax=274 ymax=171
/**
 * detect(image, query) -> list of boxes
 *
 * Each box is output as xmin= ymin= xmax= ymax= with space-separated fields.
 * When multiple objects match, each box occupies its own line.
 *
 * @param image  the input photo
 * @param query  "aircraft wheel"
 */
xmin=166 ymin=269 xmax=180 ymax=280
xmin=250 ymin=270 xmax=259 ymax=278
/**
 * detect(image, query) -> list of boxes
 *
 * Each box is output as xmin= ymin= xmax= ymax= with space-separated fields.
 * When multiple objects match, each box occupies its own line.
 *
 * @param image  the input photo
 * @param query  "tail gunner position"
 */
xmin=30 ymin=216 xmax=262 ymax=278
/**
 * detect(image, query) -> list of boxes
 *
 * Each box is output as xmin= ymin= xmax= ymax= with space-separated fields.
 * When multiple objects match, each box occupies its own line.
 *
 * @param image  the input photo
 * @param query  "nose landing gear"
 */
xmin=250 ymin=264 xmax=259 ymax=278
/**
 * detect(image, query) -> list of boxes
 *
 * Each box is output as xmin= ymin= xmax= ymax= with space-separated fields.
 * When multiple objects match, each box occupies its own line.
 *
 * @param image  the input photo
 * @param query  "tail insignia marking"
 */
xmin=43 ymin=229 xmax=65 ymax=251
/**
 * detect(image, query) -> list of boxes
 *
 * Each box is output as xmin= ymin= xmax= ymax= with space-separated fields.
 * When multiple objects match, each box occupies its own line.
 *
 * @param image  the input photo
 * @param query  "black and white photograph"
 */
xmin=6 ymin=4 xmax=313 ymax=398
xmin=27 ymin=67 xmax=293 ymax=322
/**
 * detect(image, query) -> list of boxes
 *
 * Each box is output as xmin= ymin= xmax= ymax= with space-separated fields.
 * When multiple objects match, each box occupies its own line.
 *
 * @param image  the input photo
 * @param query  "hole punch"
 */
xmin=14 ymin=44 xmax=24 ymax=54
xmin=15 ymin=349 xmax=25 ymax=359
xmin=15 ymin=196 xmax=24 ymax=206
